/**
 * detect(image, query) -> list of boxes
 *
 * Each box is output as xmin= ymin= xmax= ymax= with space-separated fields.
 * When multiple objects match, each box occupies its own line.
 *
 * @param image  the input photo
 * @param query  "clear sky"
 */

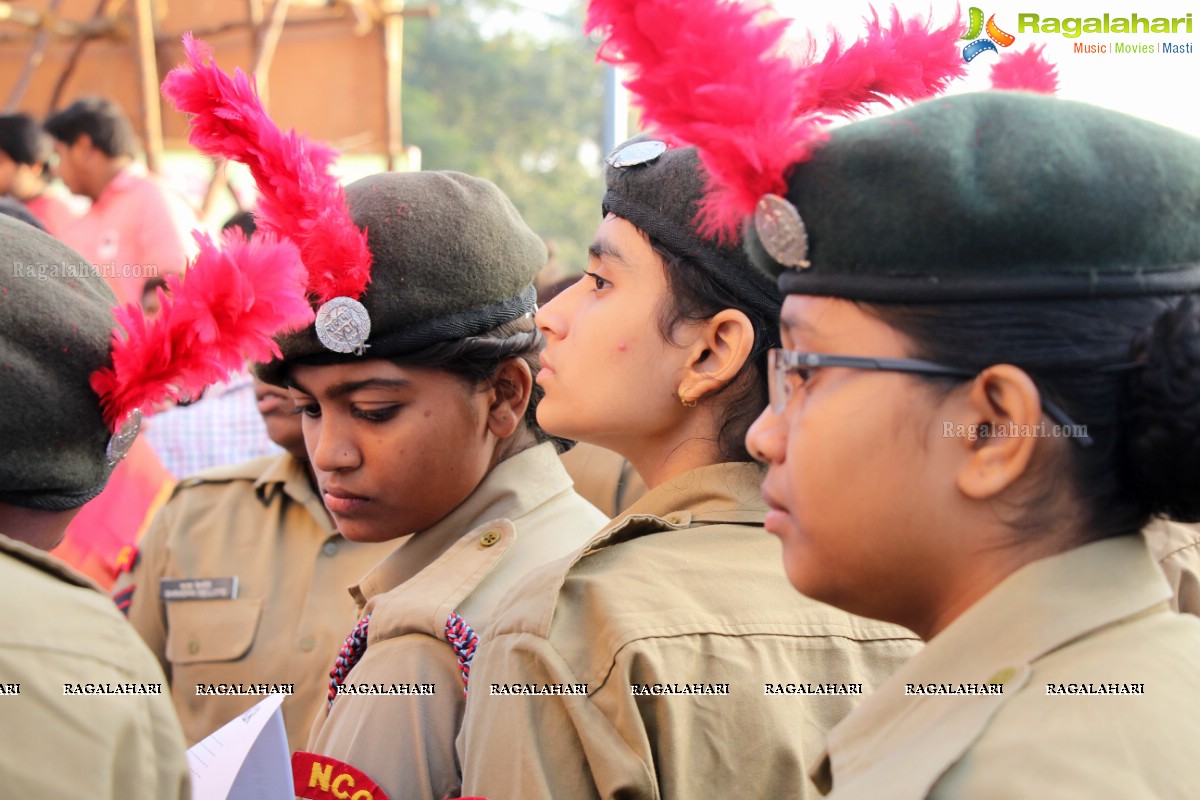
xmin=773 ymin=0 xmax=1199 ymax=136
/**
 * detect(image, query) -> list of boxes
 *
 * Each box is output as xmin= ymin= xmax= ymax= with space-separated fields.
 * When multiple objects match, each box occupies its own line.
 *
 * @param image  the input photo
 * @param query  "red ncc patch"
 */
xmin=293 ymin=751 xmax=389 ymax=800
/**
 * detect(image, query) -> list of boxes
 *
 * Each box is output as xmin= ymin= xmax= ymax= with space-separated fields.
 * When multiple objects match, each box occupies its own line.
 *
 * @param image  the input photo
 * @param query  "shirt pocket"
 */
xmin=165 ymin=597 xmax=264 ymax=665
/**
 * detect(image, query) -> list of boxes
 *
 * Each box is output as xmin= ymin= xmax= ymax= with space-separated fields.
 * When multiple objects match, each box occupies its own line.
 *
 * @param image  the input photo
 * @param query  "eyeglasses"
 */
xmin=766 ymin=349 xmax=1094 ymax=446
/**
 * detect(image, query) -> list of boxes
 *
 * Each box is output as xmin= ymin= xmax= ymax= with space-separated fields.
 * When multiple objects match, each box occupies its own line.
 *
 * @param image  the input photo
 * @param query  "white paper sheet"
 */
xmin=185 ymin=693 xmax=292 ymax=800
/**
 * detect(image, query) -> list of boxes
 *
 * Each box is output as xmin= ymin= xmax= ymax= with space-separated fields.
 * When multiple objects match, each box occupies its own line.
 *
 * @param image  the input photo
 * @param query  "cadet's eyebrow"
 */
xmin=289 ymin=377 xmax=412 ymax=399
xmin=779 ymin=313 xmax=817 ymax=339
xmin=287 ymin=376 xmax=311 ymax=396
xmin=587 ymin=236 xmax=630 ymax=268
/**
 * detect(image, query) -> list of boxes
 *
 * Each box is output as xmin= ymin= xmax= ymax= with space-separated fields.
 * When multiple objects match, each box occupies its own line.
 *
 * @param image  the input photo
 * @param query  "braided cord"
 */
xmin=327 ymin=614 xmax=371 ymax=709
xmin=445 ymin=612 xmax=479 ymax=698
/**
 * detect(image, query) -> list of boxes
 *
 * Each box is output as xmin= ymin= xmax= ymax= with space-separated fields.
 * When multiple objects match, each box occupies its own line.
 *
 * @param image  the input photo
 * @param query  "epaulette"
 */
xmin=170 ymin=453 xmax=283 ymax=495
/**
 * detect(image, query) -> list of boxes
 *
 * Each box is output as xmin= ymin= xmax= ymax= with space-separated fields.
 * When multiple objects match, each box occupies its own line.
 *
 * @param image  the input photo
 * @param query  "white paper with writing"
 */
xmin=185 ymin=693 xmax=291 ymax=800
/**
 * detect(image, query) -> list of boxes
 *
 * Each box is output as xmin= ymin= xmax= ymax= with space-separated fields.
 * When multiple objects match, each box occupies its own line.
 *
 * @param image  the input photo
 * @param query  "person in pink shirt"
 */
xmin=0 ymin=113 xmax=78 ymax=236
xmin=44 ymin=96 xmax=199 ymax=307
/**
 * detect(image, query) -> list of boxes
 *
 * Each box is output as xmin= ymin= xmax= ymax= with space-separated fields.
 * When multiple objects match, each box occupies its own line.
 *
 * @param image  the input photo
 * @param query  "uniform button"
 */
xmin=479 ymin=530 xmax=501 ymax=547
xmin=300 ymin=636 xmax=316 ymax=652
xmin=187 ymin=640 xmax=200 ymax=655
xmin=987 ymin=667 xmax=1016 ymax=686
xmin=322 ymin=541 xmax=339 ymax=557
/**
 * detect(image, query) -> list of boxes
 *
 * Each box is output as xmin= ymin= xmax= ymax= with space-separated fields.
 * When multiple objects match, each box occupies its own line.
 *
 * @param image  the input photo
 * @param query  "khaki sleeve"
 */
xmin=463 ymin=629 xmax=904 ymax=799
xmin=0 ymin=628 xmax=190 ymax=799
xmin=118 ymin=500 xmax=178 ymax=680
xmin=306 ymin=633 xmax=467 ymax=800
xmin=459 ymin=632 xmax=655 ymax=800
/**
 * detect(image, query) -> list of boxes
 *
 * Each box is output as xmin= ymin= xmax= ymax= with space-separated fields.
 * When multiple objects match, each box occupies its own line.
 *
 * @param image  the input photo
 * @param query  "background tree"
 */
xmin=404 ymin=0 xmax=606 ymax=274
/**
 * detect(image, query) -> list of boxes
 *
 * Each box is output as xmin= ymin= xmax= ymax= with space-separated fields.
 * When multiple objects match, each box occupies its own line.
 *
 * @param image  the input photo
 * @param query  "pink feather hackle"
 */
xmin=586 ymin=0 xmax=966 ymax=241
xmin=161 ymin=34 xmax=372 ymax=303
xmin=989 ymin=44 xmax=1059 ymax=94
xmin=796 ymin=6 xmax=965 ymax=116
xmin=90 ymin=230 xmax=315 ymax=431
xmin=588 ymin=0 xmax=815 ymax=241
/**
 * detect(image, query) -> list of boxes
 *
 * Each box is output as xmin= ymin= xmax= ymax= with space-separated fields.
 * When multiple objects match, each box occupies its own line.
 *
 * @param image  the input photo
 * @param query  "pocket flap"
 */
xmin=165 ymin=597 xmax=264 ymax=664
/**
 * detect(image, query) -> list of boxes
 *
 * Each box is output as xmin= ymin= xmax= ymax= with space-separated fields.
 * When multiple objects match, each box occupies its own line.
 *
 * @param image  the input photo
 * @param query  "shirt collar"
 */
xmin=349 ymin=442 xmax=573 ymax=605
xmin=253 ymin=453 xmax=334 ymax=536
xmin=584 ymin=461 xmax=766 ymax=553
xmin=819 ymin=534 xmax=1172 ymax=791
xmin=96 ymin=163 xmax=147 ymax=204
xmin=624 ymin=461 xmax=765 ymax=517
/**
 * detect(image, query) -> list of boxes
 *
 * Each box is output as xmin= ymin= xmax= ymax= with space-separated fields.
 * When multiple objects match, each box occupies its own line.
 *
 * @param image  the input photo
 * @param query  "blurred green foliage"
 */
xmin=403 ymin=0 xmax=605 ymax=274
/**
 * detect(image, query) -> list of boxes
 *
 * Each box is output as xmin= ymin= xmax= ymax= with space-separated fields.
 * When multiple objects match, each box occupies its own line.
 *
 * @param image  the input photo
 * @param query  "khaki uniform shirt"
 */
xmin=559 ymin=442 xmax=648 ymax=516
xmin=458 ymin=462 xmax=921 ymax=800
xmin=305 ymin=442 xmax=608 ymax=800
xmin=814 ymin=535 xmax=1200 ymax=798
xmin=114 ymin=453 xmax=393 ymax=751
xmin=1142 ymin=519 xmax=1200 ymax=616
xmin=0 ymin=532 xmax=190 ymax=799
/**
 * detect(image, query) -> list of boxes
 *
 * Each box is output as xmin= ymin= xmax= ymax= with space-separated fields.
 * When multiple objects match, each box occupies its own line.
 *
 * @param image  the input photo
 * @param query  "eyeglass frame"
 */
xmin=766 ymin=349 xmax=1096 ymax=447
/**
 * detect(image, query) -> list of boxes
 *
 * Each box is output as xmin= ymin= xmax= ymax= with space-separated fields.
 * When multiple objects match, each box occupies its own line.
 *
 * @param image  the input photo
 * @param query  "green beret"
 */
xmin=258 ymin=171 xmax=546 ymax=386
xmin=0 ymin=214 xmax=117 ymax=510
xmin=748 ymin=92 xmax=1200 ymax=301
xmin=603 ymin=137 xmax=781 ymax=322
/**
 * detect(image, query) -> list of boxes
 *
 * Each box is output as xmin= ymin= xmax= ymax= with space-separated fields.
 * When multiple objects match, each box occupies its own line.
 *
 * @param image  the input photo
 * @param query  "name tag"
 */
xmin=160 ymin=577 xmax=238 ymax=601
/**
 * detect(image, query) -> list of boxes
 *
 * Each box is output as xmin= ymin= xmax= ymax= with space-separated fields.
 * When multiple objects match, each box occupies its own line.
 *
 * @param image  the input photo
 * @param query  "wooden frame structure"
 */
xmin=1 ymin=0 xmax=434 ymax=213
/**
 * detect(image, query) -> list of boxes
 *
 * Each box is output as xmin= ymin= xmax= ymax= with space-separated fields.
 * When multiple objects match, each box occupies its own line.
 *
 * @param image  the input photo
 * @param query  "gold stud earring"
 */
xmin=680 ymin=387 xmax=697 ymax=408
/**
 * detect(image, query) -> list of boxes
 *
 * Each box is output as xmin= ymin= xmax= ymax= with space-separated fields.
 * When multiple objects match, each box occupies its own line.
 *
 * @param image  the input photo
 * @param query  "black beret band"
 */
xmin=266 ymin=287 xmax=537 ymax=380
xmin=0 ymin=482 xmax=107 ymax=512
xmin=777 ymin=264 xmax=1200 ymax=302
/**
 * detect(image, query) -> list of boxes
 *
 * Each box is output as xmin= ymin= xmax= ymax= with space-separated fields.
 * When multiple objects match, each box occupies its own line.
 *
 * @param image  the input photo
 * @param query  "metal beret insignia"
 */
xmin=755 ymin=194 xmax=811 ymax=269
xmin=315 ymin=296 xmax=372 ymax=355
xmin=606 ymin=139 xmax=668 ymax=168
xmin=105 ymin=409 xmax=142 ymax=467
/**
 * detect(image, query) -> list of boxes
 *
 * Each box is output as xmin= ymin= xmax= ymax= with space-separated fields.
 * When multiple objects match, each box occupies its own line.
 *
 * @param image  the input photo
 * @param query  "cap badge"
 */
xmin=106 ymin=409 xmax=142 ymax=467
xmin=315 ymin=296 xmax=372 ymax=355
xmin=606 ymin=139 xmax=667 ymax=168
xmin=754 ymin=194 xmax=811 ymax=269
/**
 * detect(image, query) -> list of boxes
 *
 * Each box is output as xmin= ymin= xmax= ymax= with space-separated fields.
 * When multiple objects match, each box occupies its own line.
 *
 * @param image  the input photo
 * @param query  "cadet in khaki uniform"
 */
xmin=736 ymin=92 xmax=1200 ymax=796
xmin=113 ymin=376 xmax=394 ymax=750
xmin=161 ymin=47 xmax=606 ymax=797
xmin=0 ymin=214 xmax=189 ymax=798
xmin=458 ymin=141 xmax=920 ymax=799
xmin=255 ymin=172 xmax=606 ymax=800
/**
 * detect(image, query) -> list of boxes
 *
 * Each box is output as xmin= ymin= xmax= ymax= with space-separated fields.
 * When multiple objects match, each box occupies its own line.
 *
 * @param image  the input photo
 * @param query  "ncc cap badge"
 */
xmin=315 ymin=297 xmax=372 ymax=355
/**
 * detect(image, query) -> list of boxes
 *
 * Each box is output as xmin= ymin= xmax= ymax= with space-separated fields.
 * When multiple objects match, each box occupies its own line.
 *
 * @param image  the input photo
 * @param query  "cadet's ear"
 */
xmin=677 ymin=309 xmax=755 ymax=406
xmin=486 ymin=358 xmax=533 ymax=439
xmin=954 ymin=364 xmax=1043 ymax=501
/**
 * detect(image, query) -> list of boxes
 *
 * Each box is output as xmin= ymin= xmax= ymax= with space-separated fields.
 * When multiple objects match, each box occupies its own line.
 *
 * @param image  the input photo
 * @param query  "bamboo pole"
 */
xmin=4 ymin=0 xmax=65 ymax=112
xmin=132 ymin=0 xmax=163 ymax=172
xmin=46 ymin=0 xmax=120 ymax=113
xmin=382 ymin=0 xmax=404 ymax=171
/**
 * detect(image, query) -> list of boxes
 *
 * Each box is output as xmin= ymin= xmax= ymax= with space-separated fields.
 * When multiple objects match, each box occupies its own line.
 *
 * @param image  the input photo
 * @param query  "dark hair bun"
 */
xmin=1127 ymin=296 xmax=1200 ymax=521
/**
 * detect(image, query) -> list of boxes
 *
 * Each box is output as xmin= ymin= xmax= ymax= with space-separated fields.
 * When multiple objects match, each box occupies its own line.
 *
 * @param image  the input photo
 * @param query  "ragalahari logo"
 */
xmin=961 ymin=7 xmax=1016 ymax=61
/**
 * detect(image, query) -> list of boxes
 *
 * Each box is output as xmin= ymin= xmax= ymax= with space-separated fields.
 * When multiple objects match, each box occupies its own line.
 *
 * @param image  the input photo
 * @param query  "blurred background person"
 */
xmin=0 ymin=112 xmax=78 ymax=235
xmin=44 ymin=95 xmax=199 ymax=306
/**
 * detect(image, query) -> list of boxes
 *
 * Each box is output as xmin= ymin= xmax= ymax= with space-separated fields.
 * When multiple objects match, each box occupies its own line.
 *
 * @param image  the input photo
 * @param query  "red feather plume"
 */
xmin=796 ymin=6 xmax=965 ymax=116
xmin=161 ymin=34 xmax=372 ymax=303
xmin=586 ymin=0 xmax=967 ymax=240
xmin=588 ymin=0 xmax=814 ymax=241
xmin=90 ymin=230 xmax=315 ymax=430
xmin=990 ymin=44 xmax=1059 ymax=95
